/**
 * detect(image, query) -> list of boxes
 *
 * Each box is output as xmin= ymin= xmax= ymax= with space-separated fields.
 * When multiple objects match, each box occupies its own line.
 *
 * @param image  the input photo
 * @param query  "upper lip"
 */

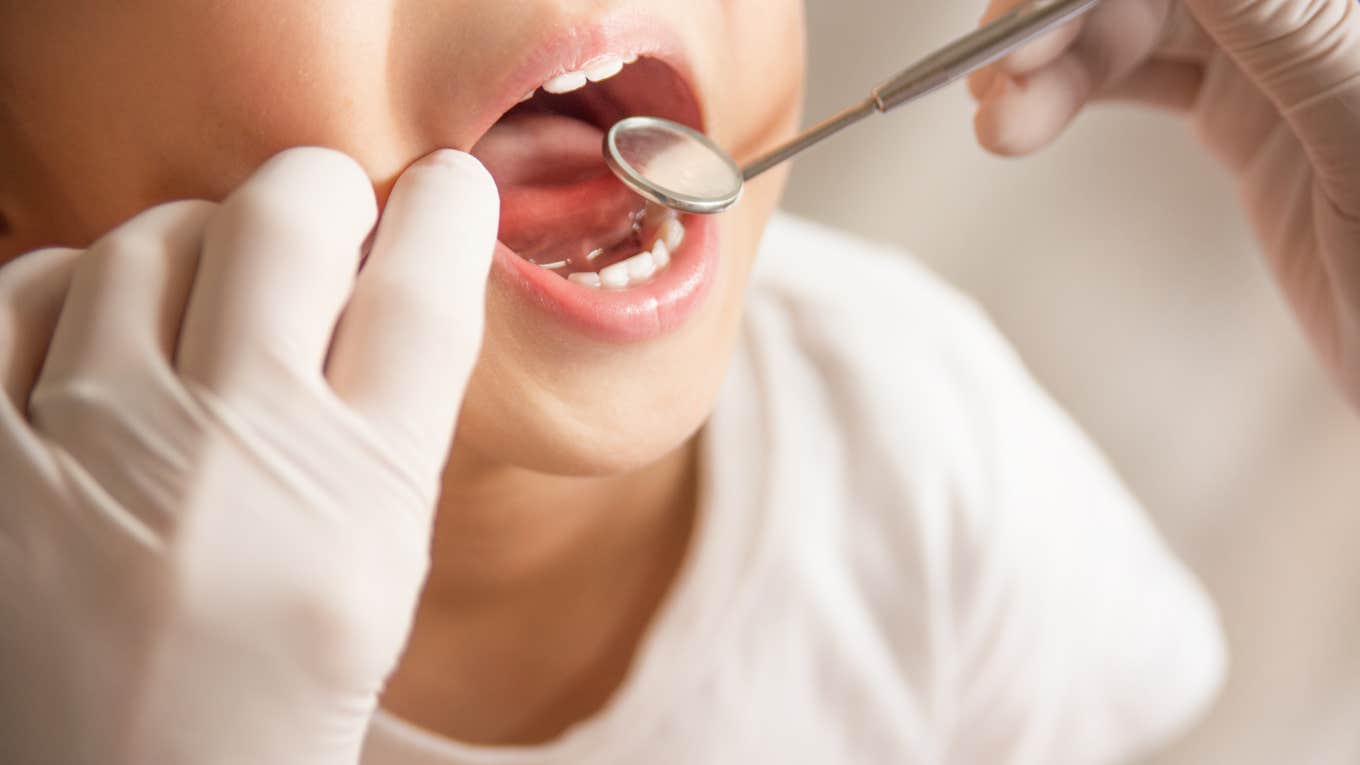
xmin=460 ymin=10 xmax=705 ymax=150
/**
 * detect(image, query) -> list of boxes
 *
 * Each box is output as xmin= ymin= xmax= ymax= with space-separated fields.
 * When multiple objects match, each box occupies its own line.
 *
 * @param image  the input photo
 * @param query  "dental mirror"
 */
xmin=603 ymin=117 xmax=744 ymax=215
xmin=604 ymin=0 xmax=1100 ymax=215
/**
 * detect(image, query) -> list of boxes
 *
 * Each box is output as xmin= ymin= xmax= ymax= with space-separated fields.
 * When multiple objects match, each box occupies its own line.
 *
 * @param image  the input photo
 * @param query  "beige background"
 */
xmin=784 ymin=1 xmax=1360 ymax=762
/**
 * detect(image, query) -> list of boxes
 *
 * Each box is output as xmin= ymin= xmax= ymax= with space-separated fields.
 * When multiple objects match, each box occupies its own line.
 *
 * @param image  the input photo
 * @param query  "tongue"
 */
xmin=472 ymin=112 xmax=649 ymax=271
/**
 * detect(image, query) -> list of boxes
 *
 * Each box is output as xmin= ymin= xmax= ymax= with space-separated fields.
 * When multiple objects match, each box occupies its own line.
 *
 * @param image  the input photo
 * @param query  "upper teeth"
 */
xmin=538 ymin=52 xmax=636 ymax=95
xmin=542 ymin=71 xmax=589 ymax=94
xmin=584 ymin=57 xmax=624 ymax=82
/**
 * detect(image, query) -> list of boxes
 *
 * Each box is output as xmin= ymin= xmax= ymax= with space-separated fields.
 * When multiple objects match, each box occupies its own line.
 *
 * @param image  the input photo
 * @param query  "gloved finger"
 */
xmin=1184 ymin=55 xmax=1279 ymax=173
xmin=966 ymin=2 xmax=1087 ymax=101
xmin=973 ymin=64 xmax=1087 ymax=156
xmin=969 ymin=0 xmax=1208 ymax=102
xmin=974 ymin=0 xmax=1170 ymax=155
xmin=1187 ymin=0 xmax=1360 ymax=113
xmin=1156 ymin=2 xmax=1215 ymax=62
xmin=1189 ymin=0 xmax=1360 ymax=222
xmin=967 ymin=66 xmax=999 ymax=102
xmin=0 ymin=248 xmax=80 ymax=444
xmin=0 ymin=250 xmax=77 ymax=545
xmin=35 ymin=201 xmax=212 ymax=387
xmin=326 ymin=150 xmax=498 ymax=468
xmin=968 ymin=0 xmax=1123 ymax=101
xmin=24 ymin=205 xmax=215 ymax=534
xmin=1092 ymin=58 xmax=1205 ymax=111
xmin=984 ymin=0 xmax=1090 ymax=75
xmin=1235 ymin=124 xmax=1333 ymax=346
xmin=1183 ymin=0 xmax=1360 ymax=201
xmin=178 ymin=148 xmax=378 ymax=397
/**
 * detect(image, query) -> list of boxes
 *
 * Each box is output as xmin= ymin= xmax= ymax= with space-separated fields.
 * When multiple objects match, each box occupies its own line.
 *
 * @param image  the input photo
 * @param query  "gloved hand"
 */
xmin=0 ymin=147 xmax=498 ymax=765
xmin=968 ymin=0 xmax=1360 ymax=407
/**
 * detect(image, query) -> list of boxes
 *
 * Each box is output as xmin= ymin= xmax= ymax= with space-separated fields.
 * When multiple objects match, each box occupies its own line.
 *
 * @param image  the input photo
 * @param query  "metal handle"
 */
xmin=872 ymin=0 xmax=1101 ymax=110
xmin=742 ymin=99 xmax=877 ymax=180
xmin=741 ymin=0 xmax=1101 ymax=181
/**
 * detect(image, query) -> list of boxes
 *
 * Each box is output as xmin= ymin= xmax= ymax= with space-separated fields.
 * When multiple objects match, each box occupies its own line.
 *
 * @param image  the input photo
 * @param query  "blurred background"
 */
xmin=784 ymin=1 xmax=1360 ymax=762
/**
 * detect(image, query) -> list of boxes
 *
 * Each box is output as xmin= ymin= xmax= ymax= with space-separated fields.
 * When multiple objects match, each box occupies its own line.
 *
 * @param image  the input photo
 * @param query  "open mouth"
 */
xmin=472 ymin=54 xmax=704 ymax=292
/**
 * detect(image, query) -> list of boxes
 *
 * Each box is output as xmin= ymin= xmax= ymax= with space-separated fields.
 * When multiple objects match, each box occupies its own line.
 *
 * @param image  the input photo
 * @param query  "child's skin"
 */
xmin=1 ymin=0 xmax=1359 ymax=759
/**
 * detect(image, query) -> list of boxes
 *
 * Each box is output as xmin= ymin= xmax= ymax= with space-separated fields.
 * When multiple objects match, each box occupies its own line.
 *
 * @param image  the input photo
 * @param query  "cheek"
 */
xmin=173 ymin=3 xmax=411 ymax=185
xmin=3 ymin=1 xmax=413 ymax=247
xmin=714 ymin=0 xmax=806 ymax=161
xmin=713 ymin=0 xmax=804 ymax=277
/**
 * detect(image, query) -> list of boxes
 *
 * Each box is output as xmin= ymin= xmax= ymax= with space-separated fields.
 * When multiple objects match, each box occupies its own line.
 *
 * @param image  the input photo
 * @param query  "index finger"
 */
xmin=967 ymin=0 xmax=1091 ymax=99
xmin=0 ymin=249 xmax=80 ymax=422
xmin=0 ymin=248 xmax=80 ymax=479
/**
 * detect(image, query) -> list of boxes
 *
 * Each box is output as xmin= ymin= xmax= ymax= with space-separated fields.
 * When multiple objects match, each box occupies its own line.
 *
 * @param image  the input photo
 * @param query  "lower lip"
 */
xmin=490 ymin=213 xmax=717 ymax=343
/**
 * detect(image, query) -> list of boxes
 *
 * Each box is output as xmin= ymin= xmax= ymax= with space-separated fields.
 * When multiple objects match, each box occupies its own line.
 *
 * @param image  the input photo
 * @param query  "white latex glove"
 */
xmin=968 ymin=0 xmax=1360 ymax=407
xmin=0 ymin=147 xmax=498 ymax=765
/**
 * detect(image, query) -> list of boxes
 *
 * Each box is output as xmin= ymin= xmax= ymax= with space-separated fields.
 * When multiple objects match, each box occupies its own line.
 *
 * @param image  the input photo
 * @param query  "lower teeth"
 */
xmin=547 ymin=209 xmax=687 ymax=290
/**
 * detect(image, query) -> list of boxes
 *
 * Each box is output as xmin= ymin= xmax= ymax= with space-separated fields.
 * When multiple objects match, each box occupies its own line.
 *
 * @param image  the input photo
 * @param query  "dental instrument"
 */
xmin=604 ymin=0 xmax=1101 ymax=214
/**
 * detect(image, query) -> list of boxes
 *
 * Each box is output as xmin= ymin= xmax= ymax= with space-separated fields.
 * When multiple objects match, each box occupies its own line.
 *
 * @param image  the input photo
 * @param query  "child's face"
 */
xmin=0 ymin=2 xmax=804 ymax=475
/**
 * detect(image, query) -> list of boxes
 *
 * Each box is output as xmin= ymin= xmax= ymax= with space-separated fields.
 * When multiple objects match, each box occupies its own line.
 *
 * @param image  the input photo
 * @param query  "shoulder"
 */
xmin=749 ymin=213 xmax=1024 ymax=418
xmin=742 ymin=214 xmax=1225 ymax=763
xmin=750 ymin=212 xmax=997 ymax=361
xmin=745 ymin=213 xmax=1029 ymax=511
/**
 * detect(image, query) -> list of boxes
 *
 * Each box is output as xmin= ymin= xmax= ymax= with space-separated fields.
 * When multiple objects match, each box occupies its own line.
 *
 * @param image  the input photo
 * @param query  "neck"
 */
xmin=379 ymin=435 xmax=701 ymax=744
xmin=425 ymin=437 xmax=699 ymax=604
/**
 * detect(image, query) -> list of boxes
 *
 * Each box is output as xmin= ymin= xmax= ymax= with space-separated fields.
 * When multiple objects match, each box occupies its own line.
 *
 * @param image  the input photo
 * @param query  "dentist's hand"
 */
xmin=0 ymin=147 xmax=498 ymax=764
xmin=969 ymin=0 xmax=1360 ymax=407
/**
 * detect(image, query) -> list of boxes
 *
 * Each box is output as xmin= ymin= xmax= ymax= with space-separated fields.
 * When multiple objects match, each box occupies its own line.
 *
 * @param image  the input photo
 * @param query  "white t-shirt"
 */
xmin=361 ymin=214 xmax=1226 ymax=765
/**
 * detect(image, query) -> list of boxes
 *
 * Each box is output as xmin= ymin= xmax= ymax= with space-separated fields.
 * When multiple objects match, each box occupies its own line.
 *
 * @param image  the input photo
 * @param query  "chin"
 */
xmin=449 ymin=217 xmax=766 ymax=479
xmin=453 ymin=360 xmax=719 ymax=477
